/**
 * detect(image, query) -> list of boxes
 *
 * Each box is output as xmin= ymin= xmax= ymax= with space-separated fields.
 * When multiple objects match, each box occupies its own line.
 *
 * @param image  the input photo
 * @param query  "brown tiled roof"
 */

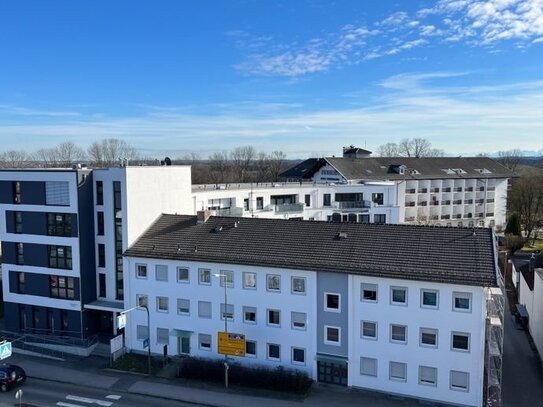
xmin=124 ymin=214 xmax=498 ymax=287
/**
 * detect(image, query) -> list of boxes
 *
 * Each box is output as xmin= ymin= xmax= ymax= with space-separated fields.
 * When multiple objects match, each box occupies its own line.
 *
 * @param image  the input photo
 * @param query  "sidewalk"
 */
xmin=7 ymin=351 xmax=417 ymax=407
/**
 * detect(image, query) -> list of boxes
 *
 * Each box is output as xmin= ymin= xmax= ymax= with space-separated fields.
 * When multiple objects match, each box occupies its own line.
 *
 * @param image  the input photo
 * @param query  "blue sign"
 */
xmin=0 ymin=341 xmax=12 ymax=360
xmin=143 ymin=338 xmax=149 ymax=349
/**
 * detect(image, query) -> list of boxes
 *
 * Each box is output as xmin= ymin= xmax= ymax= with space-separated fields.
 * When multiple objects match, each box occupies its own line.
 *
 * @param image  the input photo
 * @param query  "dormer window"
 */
xmin=442 ymin=168 xmax=455 ymax=175
xmin=474 ymin=168 xmax=491 ymax=174
xmin=451 ymin=168 xmax=466 ymax=174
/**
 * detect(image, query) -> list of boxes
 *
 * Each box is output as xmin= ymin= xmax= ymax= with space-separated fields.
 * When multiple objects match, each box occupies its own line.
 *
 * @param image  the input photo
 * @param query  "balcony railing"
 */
xmin=465 ymin=187 xmax=474 ymax=192
xmin=212 ymin=207 xmax=244 ymax=217
xmin=486 ymin=212 xmax=494 ymax=217
xmin=441 ymin=214 xmax=451 ymax=220
xmin=475 ymin=199 xmax=485 ymax=204
xmin=418 ymin=201 xmax=428 ymax=206
xmin=476 ymin=213 xmax=484 ymax=218
xmin=464 ymin=199 xmax=474 ymax=205
xmin=274 ymin=203 xmax=305 ymax=213
xmin=405 ymin=201 xmax=416 ymax=207
xmin=454 ymin=187 xmax=463 ymax=192
xmin=453 ymin=200 xmax=462 ymax=205
xmin=418 ymin=188 xmax=428 ymax=193
xmin=487 ymin=199 xmax=495 ymax=203
xmin=442 ymin=187 xmax=452 ymax=192
xmin=442 ymin=200 xmax=451 ymax=205
xmin=453 ymin=214 xmax=462 ymax=219
xmin=430 ymin=201 xmax=439 ymax=206
xmin=406 ymin=188 xmax=416 ymax=194
xmin=477 ymin=186 xmax=485 ymax=191
xmin=336 ymin=200 xmax=371 ymax=210
xmin=430 ymin=188 xmax=440 ymax=193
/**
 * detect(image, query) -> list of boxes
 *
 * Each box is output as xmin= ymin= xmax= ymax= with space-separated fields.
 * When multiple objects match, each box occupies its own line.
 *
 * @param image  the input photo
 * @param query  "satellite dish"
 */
xmin=164 ymin=157 xmax=172 ymax=166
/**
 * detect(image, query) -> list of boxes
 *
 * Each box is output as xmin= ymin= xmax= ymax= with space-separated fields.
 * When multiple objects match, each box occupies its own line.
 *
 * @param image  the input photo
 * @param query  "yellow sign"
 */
xmin=218 ymin=331 xmax=246 ymax=357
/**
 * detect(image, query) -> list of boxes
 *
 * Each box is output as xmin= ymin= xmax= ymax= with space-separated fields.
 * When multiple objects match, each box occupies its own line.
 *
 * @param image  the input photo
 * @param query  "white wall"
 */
xmin=530 ymin=269 xmax=543 ymax=359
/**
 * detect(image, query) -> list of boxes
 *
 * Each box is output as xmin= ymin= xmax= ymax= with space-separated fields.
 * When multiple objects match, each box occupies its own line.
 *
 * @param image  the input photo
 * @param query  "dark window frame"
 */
xmin=50 ymin=275 xmax=75 ymax=299
xmin=48 ymin=245 xmax=73 ymax=270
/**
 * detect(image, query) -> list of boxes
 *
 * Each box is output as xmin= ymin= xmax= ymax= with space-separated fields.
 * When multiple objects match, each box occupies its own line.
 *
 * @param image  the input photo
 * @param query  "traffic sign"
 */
xmin=218 ymin=332 xmax=245 ymax=357
xmin=0 ymin=341 xmax=12 ymax=360
xmin=143 ymin=338 xmax=149 ymax=349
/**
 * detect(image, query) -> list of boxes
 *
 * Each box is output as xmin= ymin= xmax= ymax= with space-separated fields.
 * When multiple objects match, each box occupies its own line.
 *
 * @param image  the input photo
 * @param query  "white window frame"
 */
xmin=324 ymin=292 xmax=341 ymax=312
xmin=419 ymin=327 xmax=438 ymax=348
xmin=136 ymin=264 xmax=147 ymax=279
xmin=136 ymin=324 xmax=148 ymax=341
xmin=390 ymin=324 xmax=407 ymax=344
xmin=419 ymin=365 xmax=437 ymax=386
xmin=291 ymin=347 xmax=306 ymax=365
xmin=361 ymin=321 xmax=378 ymax=340
xmin=219 ymin=270 xmax=234 ymax=288
xmin=177 ymin=298 xmax=190 ymax=315
xmin=324 ymin=325 xmax=341 ymax=345
xmin=361 ymin=283 xmax=378 ymax=303
xmin=267 ymin=343 xmax=280 ymax=361
xmin=453 ymin=292 xmax=472 ymax=313
xmin=199 ymin=333 xmax=211 ymax=351
xmin=390 ymin=286 xmax=408 ymax=306
xmin=245 ymin=340 xmax=256 ymax=357
xmin=421 ymin=289 xmax=439 ymax=309
xmin=243 ymin=272 xmax=257 ymax=289
xmin=243 ymin=306 xmax=257 ymax=324
xmin=267 ymin=309 xmax=281 ymax=327
xmin=136 ymin=294 xmax=148 ymax=308
xmin=266 ymin=274 xmax=281 ymax=292
xmin=198 ymin=301 xmax=212 ymax=319
xmin=451 ymin=332 xmax=471 ymax=352
xmin=157 ymin=327 xmax=169 ymax=345
xmin=291 ymin=276 xmax=306 ymax=294
xmin=360 ymin=357 xmax=377 ymax=377
xmin=389 ymin=361 xmax=407 ymax=382
xmin=156 ymin=296 xmax=169 ymax=313
xmin=155 ymin=265 xmax=168 ymax=282
xmin=291 ymin=311 xmax=307 ymax=330
xmin=198 ymin=268 xmax=211 ymax=285
xmin=176 ymin=267 xmax=189 ymax=283
xmin=450 ymin=370 xmax=470 ymax=392
xmin=220 ymin=303 xmax=234 ymax=321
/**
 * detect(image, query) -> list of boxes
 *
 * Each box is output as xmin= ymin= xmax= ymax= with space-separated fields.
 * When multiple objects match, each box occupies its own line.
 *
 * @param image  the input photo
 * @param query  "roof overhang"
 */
xmin=84 ymin=300 xmax=125 ymax=312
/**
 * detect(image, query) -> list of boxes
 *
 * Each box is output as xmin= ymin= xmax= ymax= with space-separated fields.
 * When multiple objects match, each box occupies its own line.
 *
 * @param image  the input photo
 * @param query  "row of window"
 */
xmin=360 ymin=358 xmax=470 ymax=392
xmin=135 ymin=264 xmax=307 ymax=294
xmin=15 ymin=243 xmax=72 ymax=270
xmin=13 ymin=272 xmax=75 ymax=299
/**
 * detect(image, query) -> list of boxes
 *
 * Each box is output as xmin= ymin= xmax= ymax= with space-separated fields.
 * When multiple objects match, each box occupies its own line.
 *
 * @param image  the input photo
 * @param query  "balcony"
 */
xmin=430 ymin=188 xmax=440 ymax=193
xmin=487 ymin=199 xmax=495 ymax=203
xmin=476 ymin=212 xmax=484 ymax=218
xmin=405 ymin=201 xmax=416 ymax=207
xmin=441 ymin=214 xmax=451 ymax=220
xmin=442 ymin=200 xmax=451 ymax=205
xmin=486 ymin=212 xmax=494 ymax=217
xmin=429 ymin=201 xmax=439 ymax=206
xmin=212 ymin=207 xmax=244 ymax=217
xmin=453 ymin=200 xmax=462 ymax=205
xmin=464 ymin=199 xmax=474 ymax=205
xmin=406 ymin=188 xmax=416 ymax=194
xmin=465 ymin=187 xmax=474 ymax=192
xmin=475 ymin=199 xmax=485 ymax=204
xmin=453 ymin=214 xmax=462 ymax=219
xmin=418 ymin=188 xmax=428 ymax=193
xmin=418 ymin=201 xmax=428 ymax=206
xmin=477 ymin=186 xmax=485 ymax=192
xmin=336 ymin=200 xmax=371 ymax=210
xmin=454 ymin=187 xmax=463 ymax=192
xmin=442 ymin=187 xmax=452 ymax=192
xmin=275 ymin=203 xmax=305 ymax=213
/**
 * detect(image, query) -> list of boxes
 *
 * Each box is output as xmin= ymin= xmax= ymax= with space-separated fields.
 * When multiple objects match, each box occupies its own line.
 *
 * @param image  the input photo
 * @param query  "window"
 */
xmin=243 ymin=306 xmax=256 ymax=323
xmin=361 ymin=283 xmax=377 ymax=302
xmin=390 ymin=324 xmax=407 ymax=344
xmin=137 ymin=294 xmax=148 ymax=307
xmin=360 ymin=357 xmax=377 ymax=377
xmin=155 ymin=265 xmax=168 ymax=281
xmin=48 ymin=245 xmax=72 ymax=269
xmin=157 ymin=296 xmax=169 ymax=312
xmin=359 ymin=214 xmax=370 ymax=223
xmin=372 ymin=193 xmax=384 ymax=205
xmin=177 ymin=299 xmax=190 ymax=315
xmin=267 ymin=309 xmax=280 ymax=326
xmin=220 ymin=303 xmax=234 ymax=320
xmin=96 ymin=181 xmax=103 ymax=205
xmin=96 ymin=212 xmax=104 ymax=236
xmin=373 ymin=214 xmax=386 ymax=224
xmin=267 ymin=274 xmax=281 ymax=291
xmin=136 ymin=264 xmax=148 ymax=279
xmin=219 ymin=270 xmax=234 ymax=288
xmin=291 ymin=312 xmax=307 ymax=330
xmin=16 ymin=243 xmax=24 ymax=265
xmin=419 ymin=366 xmax=437 ymax=386
xmin=14 ymin=211 xmax=22 ymax=233
xmin=199 ymin=334 xmax=211 ymax=350
xmin=244 ymin=198 xmax=249 ymax=211
xmin=292 ymin=347 xmax=305 ymax=365
xmin=452 ymin=332 xmax=470 ymax=352
xmin=323 ymin=193 xmax=331 ymax=206
xmin=246 ymin=340 xmax=256 ymax=356
xmin=50 ymin=276 xmax=75 ymax=299
xmin=420 ymin=328 xmax=438 ymax=348
xmin=198 ymin=301 xmax=212 ymax=319
xmin=325 ymin=326 xmax=340 ymax=345
xmin=453 ymin=292 xmax=472 ymax=312
xmin=99 ymin=273 xmax=106 ymax=297
xmin=157 ymin=328 xmax=169 ymax=344
xmin=267 ymin=343 xmax=280 ymax=360
xmin=390 ymin=361 xmax=407 ymax=381
xmin=45 ymin=181 xmax=70 ymax=206
xmin=450 ymin=370 xmax=469 ymax=391
xmin=13 ymin=181 xmax=21 ymax=204
xmin=137 ymin=325 xmax=148 ymax=341
xmin=98 ymin=244 xmax=105 ymax=268
xmin=16 ymin=272 xmax=25 ymax=294
xmin=177 ymin=267 xmax=189 ymax=283
xmin=291 ymin=277 xmax=306 ymax=294
xmin=256 ymin=197 xmax=264 ymax=210
xmin=325 ymin=293 xmax=340 ymax=311
xmin=305 ymin=194 xmax=311 ymax=207
xmin=243 ymin=272 xmax=256 ymax=289
xmin=198 ymin=268 xmax=211 ymax=285
xmin=361 ymin=321 xmax=377 ymax=340
xmin=390 ymin=287 xmax=407 ymax=305
xmin=421 ymin=289 xmax=439 ymax=309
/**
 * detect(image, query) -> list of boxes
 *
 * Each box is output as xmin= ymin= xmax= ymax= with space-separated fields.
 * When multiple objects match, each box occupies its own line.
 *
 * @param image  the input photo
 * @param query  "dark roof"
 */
xmin=125 ymin=214 xmax=498 ymax=287
xmin=280 ymin=156 xmax=517 ymax=181
xmin=516 ymin=255 xmax=543 ymax=291
xmin=279 ymin=158 xmax=320 ymax=180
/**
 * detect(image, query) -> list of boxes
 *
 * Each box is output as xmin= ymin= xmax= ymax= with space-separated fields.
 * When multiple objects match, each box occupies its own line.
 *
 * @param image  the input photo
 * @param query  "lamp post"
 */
xmin=215 ymin=272 xmax=229 ymax=388
xmin=121 ymin=303 xmax=151 ymax=375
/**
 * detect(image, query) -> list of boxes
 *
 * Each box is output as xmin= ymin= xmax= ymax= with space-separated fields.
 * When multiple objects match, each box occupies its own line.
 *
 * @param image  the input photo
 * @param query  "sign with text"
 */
xmin=117 ymin=314 xmax=126 ymax=330
xmin=218 ymin=332 xmax=245 ymax=357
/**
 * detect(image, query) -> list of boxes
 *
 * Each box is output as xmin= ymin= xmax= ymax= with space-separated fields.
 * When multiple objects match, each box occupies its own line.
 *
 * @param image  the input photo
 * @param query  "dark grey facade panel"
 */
xmin=21 ymin=181 xmax=46 ymax=205
xmin=5 ymin=210 xmax=77 ymax=236
xmin=1 ymin=241 xmax=15 ymax=264
xmin=0 ymin=181 xmax=14 ymax=203
xmin=77 ymin=172 xmax=97 ymax=305
xmin=2 ymin=242 xmax=48 ymax=268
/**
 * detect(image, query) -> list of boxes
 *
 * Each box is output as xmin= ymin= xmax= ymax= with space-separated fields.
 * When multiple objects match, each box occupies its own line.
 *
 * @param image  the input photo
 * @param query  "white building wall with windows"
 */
xmin=348 ymin=275 xmax=486 ymax=406
xmin=124 ymin=256 xmax=318 ymax=378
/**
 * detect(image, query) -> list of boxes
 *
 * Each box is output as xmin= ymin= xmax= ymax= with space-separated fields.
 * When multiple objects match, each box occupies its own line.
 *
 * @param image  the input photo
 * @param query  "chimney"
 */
xmin=197 ymin=209 xmax=212 ymax=224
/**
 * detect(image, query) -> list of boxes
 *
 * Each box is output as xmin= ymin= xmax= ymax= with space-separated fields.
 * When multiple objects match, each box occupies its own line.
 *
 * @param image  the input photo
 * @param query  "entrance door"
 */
xmin=178 ymin=336 xmax=190 ymax=354
xmin=317 ymin=360 xmax=348 ymax=386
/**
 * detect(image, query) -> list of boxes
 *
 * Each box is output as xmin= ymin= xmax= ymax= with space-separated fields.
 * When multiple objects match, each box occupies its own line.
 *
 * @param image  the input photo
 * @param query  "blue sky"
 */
xmin=1 ymin=0 xmax=542 ymax=158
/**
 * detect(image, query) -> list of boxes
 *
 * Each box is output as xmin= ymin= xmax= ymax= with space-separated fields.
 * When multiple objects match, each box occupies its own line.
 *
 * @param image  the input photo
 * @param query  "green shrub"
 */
xmin=505 ymin=213 xmax=522 ymax=236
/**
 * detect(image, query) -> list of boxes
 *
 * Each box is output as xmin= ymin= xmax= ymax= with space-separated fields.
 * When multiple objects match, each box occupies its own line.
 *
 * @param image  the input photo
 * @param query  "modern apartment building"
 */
xmin=123 ymin=212 xmax=503 ymax=407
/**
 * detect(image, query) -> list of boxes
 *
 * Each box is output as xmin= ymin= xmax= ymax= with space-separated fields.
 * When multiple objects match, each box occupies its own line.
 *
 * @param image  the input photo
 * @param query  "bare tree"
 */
xmin=231 ymin=145 xmax=256 ymax=183
xmin=377 ymin=138 xmax=443 ymax=158
xmin=508 ymin=173 xmax=543 ymax=245
xmin=0 ymin=150 xmax=30 ymax=168
xmin=56 ymin=141 xmax=86 ymax=166
xmin=268 ymin=150 xmax=287 ymax=181
xmin=33 ymin=148 xmax=60 ymax=167
xmin=376 ymin=142 xmax=399 ymax=157
xmin=87 ymin=138 xmax=138 ymax=167
xmin=255 ymin=152 xmax=270 ymax=182
xmin=497 ymin=149 xmax=522 ymax=172
xmin=208 ymin=151 xmax=230 ymax=183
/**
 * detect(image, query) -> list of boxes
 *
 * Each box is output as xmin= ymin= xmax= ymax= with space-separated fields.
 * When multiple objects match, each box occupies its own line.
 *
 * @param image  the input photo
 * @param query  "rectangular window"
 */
xmin=361 ymin=283 xmax=377 ymax=302
xmin=291 ymin=312 xmax=307 ymax=330
xmin=372 ymin=193 xmax=384 ymax=205
xmin=323 ymin=193 xmax=331 ymax=206
xmin=256 ymin=197 xmax=264 ymax=210
xmin=136 ymin=264 xmax=147 ymax=279
xmin=421 ymin=289 xmax=439 ymax=309
xmin=16 ymin=242 xmax=24 ymax=265
xmin=453 ymin=292 xmax=472 ymax=312
xmin=243 ymin=306 xmax=256 ymax=323
xmin=246 ymin=340 xmax=256 ymax=356
xmin=373 ymin=214 xmax=386 ymax=224
xmin=45 ymin=181 xmax=70 ymax=206
xmin=267 ymin=309 xmax=280 ymax=326
xmin=452 ymin=332 xmax=470 ymax=352
xmin=177 ymin=299 xmax=190 ymax=315
xmin=450 ymin=370 xmax=469 ymax=391
xmin=198 ymin=268 xmax=211 ymax=285
xmin=96 ymin=181 xmax=103 ymax=205
xmin=14 ymin=211 xmax=22 ymax=233
xmin=220 ymin=303 xmax=234 ymax=320
xmin=47 ymin=213 xmax=73 ymax=236
xmin=137 ymin=294 xmax=148 ymax=307
xmin=155 ymin=265 xmax=168 ymax=281
xmin=361 ymin=321 xmax=377 ymax=340
xmin=267 ymin=274 xmax=280 ymax=292
xmin=137 ymin=325 xmax=148 ymax=341
xmin=16 ymin=272 xmax=25 ymax=294
xmin=13 ymin=181 xmax=21 ymax=204
xmin=420 ymin=328 xmax=438 ymax=348
xmin=48 ymin=245 xmax=72 ymax=269
xmin=390 ymin=287 xmax=407 ymax=305
xmin=360 ymin=357 xmax=377 ymax=377
xmin=99 ymin=273 xmax=106 ymax=297
xmin=198 ymin=301 xmax=212 ymax=319
xmin=291 ymin=276 xmax=306 ymax=294
xmin=267 ymin=343 xmax=280 ymax=360
xmin=243 ymin=198 xmax=249 ymax=211
xmin=177 ymin=267 xmax=189 ymax=283
xmin=50 ymin=275 xmax=75 ymax=299
xmin=359 ymin=214 xmax=370 ymax=223
xmin=199 ymin=333 xmax=211 ymax=350
xmin=325 ymin=326 xmax=340 ymax=345
xmin=219 ymin=270 xmax=234 ymax=288
xmin=157 ymin=296 xmax=169 ymax=312
xmin=304 ymin=194 xmax=311 ymax=207
xmin=390 ymin=324 xmax=407 ymax=344
xmin=98 ymin=244 xmax=105 ymax=268
xmin=419 ymin=366 xmax=437 ymax=386
xmin=390 ymin=361 xmax=407 ymax=381
xmin=243 ymin=272 xmax=256 ymax=289
xmin=157 ymin=328 xmax=169 ymax=344
xmin=325 ymin=293 xmax=340 ymax=311
xmin=96 ymin=211 xmax=104 ymax=235
xmin=292 ymin=347 xmax=305 ymax=365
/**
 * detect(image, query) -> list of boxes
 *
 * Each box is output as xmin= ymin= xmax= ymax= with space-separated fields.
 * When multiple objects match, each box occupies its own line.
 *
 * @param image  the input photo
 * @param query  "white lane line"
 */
xmin=57 ymin=402 xmax=87 ymax=407
xmin=65 ymin=395 xmax=113 ymax=406
xmin=105 ymin=395 xmax=122 ymax=400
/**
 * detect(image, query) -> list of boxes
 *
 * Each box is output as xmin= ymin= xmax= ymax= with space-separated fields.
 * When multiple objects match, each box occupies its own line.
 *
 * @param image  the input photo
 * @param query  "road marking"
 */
xmin=65 ymin=395 xmax=113 ymax=406
xmin=57 ymin=403 xmax=87 ymax=407
xmin=105 ymin=395 xmax=122 ymax=400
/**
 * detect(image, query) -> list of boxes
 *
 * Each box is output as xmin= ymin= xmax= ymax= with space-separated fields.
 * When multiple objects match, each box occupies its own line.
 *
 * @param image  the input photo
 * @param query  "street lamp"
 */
xmin=214 ymin=272 xmax=229 ymax=388
xmin=120 ymin=303 xmax=151 ymax=375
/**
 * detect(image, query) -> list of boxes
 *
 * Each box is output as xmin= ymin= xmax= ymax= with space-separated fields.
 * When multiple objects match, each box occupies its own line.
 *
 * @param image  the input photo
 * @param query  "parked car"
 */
xmin=0 ymin=364 xmax=26 ymax=392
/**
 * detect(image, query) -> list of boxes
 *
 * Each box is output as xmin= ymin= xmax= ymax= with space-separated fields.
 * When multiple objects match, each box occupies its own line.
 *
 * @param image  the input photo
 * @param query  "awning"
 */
xmin=170 ymin=329 xmax=193 ymax=338
xmin=316 ymin=353 xmax=348 ymax=364
xmin=84 ymin=300 xmax=124 ymax=312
